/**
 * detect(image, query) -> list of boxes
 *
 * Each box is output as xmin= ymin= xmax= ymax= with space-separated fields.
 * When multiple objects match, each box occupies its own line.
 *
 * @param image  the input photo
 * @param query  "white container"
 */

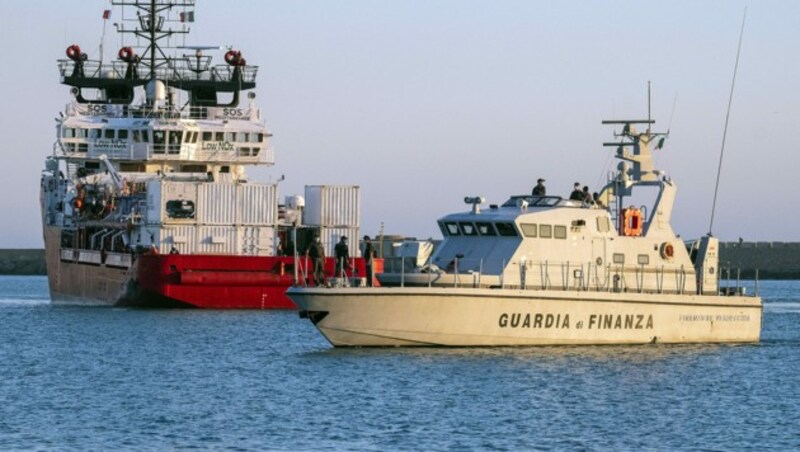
xmin=146 ymin=180 xmax=199 ymax=225
xmin=304 ymin=185 xmax=360 ymax=227
xmin=319 ymin=226 xmax=361 ymax=258
xmin=158 ymin=225 xmax=199 ymax=254
xmin=238 ymin=226 xmax=276 ymax=256
xmin=196 ymin=225 xmax=238 ymax=254
xmin=238 ymin=183 xmax=278 ymax=226
xmin=197 ymin=183 xmax=237 ymax=225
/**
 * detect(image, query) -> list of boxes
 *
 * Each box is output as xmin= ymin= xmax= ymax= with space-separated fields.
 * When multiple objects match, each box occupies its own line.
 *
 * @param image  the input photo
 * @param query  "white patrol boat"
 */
xmin=288 ymin=118 xmax=762 ymax=347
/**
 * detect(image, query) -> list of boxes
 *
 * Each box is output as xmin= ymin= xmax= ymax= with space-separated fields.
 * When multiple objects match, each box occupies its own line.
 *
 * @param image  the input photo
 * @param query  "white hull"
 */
xmin=288 ymin=287 xmax=762 ymax=347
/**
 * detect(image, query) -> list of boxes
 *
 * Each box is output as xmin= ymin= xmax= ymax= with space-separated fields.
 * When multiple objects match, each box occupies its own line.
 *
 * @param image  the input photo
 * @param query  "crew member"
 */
xmin=307 ymin=236 xmax=325 ymax=286
xmin=334 ymin=236 xmax=350 ymax=278
xmin=363 ymin=235 xmax=376 ymax=287
xmin=582 ymin=186 xmax=593 ymax=204
xmin=569 ymin=182 xmax=584 ymax=201
xmin=532 ymin=178 xmax=546 ymax=196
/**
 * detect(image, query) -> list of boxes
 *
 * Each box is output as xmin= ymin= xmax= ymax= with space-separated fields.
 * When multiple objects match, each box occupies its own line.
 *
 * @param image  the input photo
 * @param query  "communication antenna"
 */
xmin=708 ymin=7 xmax=747 ymax=236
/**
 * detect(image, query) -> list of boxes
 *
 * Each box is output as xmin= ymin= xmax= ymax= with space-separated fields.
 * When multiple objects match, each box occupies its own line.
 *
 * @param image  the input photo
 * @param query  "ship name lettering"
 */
xmin=498 ymin=313 xmax=570 ymax=329
xmin=202 ymin=141 xmax=234 ymax=151
xmin=587 ymin=314 xmax=653 ymax=330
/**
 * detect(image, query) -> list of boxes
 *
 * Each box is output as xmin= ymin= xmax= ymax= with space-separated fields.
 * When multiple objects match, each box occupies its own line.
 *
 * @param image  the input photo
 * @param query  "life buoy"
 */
xmin=66 ymin=44 xmax=82 ymax=61
xmin=621 ymin=207 xmax=643 ymax=237
xmin=225 ymin=50 xmax=239 ymax=65
xmin=660 ymin=242 xmax=675 ymax=260
xmin=72 ymin=198 xmax=83 ymax=210
xmin=118 ymin=46 xmax=136 ymax=62
xmin=225 ymin=50 xmax=245 ymax=66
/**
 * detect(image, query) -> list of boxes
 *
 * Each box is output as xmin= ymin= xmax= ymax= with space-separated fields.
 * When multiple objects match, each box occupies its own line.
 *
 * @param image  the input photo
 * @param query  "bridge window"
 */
xmin=495 ymin=222 xmax=518 ymax=237
xmin=237 ymin=132 xmax=247 ymax=142
xmin=459 ymin=222 xmax=477 ymax=236
xmin=520 ymin=223 xmax=537 ymax=237
xmin=202 ymin=131 xmax=213 ymax=141
xmin=153 ymin=130 xmax=166 ymax=153
xmin=250 ymin=133 xmax=260 ymax=143
xmin=554 ymin=225 xmax=567 ymax=239
xmin=476 ymin=222 xmax=496 ymax=236
xmin=258 ymin=133 xmax=265 ymax=142
xmin=539 ymin=224 xmax=552 ymax=238
xmin=444 ymin=222 xmax=460 ymax=236
xmin=104 ymin=129 xmax=115 ymax=139
xmin=225 ymin=132 xmax=235 ymax=142
xmin=90 ymin=129 xmax=100 ymax=139
xmin=168 ymin=131 xmax=182 ymax=154
xmin=215 ymin=132 xmax=224 ymax=141
xmin=597 ymin=217 xmax=611 ymax=233
xmin=118 ymin=129 xmax=129 ymax=140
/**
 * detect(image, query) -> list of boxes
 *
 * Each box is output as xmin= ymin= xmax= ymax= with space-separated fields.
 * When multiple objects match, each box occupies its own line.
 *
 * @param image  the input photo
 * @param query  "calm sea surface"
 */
xmin=0 ymin=276 xmax=798 ymax=450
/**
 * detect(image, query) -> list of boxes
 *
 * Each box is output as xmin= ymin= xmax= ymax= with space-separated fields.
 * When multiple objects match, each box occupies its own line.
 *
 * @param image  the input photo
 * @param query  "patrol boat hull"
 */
xmin=288 ymin=287 xmax=762 ymax=347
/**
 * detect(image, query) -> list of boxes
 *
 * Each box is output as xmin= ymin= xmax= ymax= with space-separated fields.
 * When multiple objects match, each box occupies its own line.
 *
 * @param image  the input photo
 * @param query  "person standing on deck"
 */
xmin=363 ymin=235 xmax=376 ymax=287
xmin=307 ymin=236 xmax=326 ymax=286
xmin=532 ymin=178 xmax=546 ymax=196
xmin=334 ymin=236 xmax=351 ymax=278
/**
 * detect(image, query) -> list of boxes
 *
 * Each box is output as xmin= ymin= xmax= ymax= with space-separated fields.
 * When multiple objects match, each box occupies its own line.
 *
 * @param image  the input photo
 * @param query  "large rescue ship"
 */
xmin=40 ymin=0 xmax=375 ymax=308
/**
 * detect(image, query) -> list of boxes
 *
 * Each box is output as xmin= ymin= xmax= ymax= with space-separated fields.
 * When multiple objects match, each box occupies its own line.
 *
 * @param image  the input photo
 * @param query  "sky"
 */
xmin=0 ymin=0 xmax=798 ymax=248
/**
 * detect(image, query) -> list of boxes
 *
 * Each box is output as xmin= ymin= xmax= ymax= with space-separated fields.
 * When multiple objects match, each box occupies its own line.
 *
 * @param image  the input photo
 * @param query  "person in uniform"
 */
xmin=532 ymin=178 xmax=546 ymax=196
xmin=307 ymin=236 xmax=326 ymax=286
xmin=569 ymin=182 xmax=584 ymax=201
xmin=334 ymin=236 xmax=350 ymax=278
xmin=582 ymin=186 xmax=593 ymax=204
xmin=363 ymin=235 xmax=376 ymax=287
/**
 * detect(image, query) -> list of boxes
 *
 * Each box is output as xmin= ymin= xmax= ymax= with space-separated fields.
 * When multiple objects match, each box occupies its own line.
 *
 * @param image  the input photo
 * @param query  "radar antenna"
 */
xmin=708 ymin=7 xmax=747 ymax=236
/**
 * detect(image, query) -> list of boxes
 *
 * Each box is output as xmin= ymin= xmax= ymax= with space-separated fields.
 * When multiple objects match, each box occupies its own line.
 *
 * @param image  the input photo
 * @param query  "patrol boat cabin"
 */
xmin=288 ymin=118 xmax=762 ymax=347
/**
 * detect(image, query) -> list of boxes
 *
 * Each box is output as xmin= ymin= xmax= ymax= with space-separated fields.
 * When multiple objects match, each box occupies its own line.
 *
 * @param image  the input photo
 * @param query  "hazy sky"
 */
xmin=1 ymin=0 xmax=798 ymax=248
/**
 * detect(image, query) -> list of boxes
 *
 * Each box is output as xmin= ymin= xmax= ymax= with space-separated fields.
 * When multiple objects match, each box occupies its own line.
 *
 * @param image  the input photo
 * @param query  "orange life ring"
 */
xmin=621 ymin=207 xmax=643 ymax=237
xmin=660 ymin=242 xmax=675 ymax=260
xmin=66 ymin=44 xmax=82 ymax=61
xmin=118 ymin=46 xmax=135 ymax=62
xmin=72 ymin=198 xmax=83 ymax=210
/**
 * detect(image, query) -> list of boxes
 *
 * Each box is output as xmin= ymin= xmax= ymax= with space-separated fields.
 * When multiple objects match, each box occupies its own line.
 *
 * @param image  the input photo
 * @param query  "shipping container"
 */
xmin=146 ymin=180 xmax=199 ymax=225
xmin=157 ymin=225 xmax=199 ymax=254
xmin=197 ymin=183 xmax=237 ymax=225
xmin=237 ymin=226 xmax=276 ymax=256
xmin=304 ymin=185 xmax=360 ymax=227
xmin=238 ymin=183 xmax=278 ymax=225
xmin=195 ymin=225 xmax=238 ymax=254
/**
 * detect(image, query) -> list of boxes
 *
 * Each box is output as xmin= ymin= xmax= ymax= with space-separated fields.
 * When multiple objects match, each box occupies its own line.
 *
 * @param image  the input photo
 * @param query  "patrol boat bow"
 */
xmin=288 ymin=118 xmax=762 ymax=346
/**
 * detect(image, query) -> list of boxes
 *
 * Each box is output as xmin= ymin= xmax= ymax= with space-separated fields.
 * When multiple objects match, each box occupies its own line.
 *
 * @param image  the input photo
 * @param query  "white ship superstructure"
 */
xmin=289 ymin=117 xmax=762 ymax=346
xmin=40 ymin=1 xmax=365 ymax=308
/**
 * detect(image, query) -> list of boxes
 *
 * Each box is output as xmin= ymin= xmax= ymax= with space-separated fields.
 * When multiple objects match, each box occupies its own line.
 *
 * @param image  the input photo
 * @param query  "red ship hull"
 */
xmin=132 ymin=254 xmax=380 ymax=309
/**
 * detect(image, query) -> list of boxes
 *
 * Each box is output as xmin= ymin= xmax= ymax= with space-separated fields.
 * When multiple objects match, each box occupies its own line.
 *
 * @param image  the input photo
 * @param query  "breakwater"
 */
xmin=0 ymin=249 xmax=46 ymax=275
xmin=718 ymin=241 xmax=800 ymax=279
xmin=1 ymin=242 xmax=798 ymax=278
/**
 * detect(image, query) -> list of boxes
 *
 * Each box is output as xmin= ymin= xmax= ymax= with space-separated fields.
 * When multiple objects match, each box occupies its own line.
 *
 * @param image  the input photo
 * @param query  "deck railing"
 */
xmin=366 ymin=257 xmax=760 ymax=297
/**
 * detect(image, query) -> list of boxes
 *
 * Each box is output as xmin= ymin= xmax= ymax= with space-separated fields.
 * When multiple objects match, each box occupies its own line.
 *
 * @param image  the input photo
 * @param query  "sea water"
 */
xmin=0 ymin=276 xmax=798 ymax=450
